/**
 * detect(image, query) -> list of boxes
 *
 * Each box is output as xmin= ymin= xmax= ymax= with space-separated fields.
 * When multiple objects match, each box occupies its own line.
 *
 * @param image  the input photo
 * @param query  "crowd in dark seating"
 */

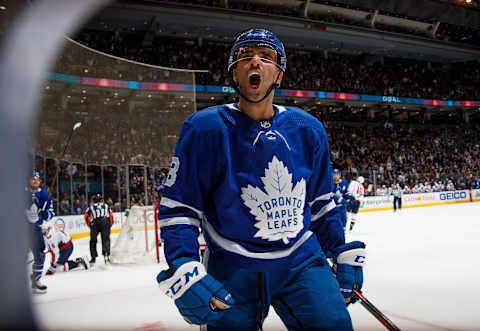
xmin=328 ymin=123 xmax=480 ymax=195
xmin=72 ymin=31 xmax=480 ymax=101
xmin=38 ymin=157 xmax=169 ymax=216
xmin=35 ymin=119 xmax=480 ymax=214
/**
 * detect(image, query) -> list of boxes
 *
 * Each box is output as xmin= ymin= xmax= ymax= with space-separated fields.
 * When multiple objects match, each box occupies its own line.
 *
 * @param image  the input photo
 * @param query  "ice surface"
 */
xmin=33 ymin=202 xmax=480 ymax=330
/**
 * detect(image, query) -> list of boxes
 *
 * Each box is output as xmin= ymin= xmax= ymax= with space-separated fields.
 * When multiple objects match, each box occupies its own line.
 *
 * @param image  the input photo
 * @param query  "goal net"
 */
xmin=110 ymin=205 xmax=160 ymax=264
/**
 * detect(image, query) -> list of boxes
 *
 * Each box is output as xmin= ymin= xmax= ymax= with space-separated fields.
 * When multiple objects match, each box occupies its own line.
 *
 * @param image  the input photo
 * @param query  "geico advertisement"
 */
xmin=361 ymin=190 xmax=472 ymax=211
xmin=438 ymin=190 xmax=469 ymax=201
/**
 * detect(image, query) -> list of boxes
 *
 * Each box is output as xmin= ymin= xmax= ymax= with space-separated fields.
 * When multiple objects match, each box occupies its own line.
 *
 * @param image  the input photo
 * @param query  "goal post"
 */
xmin=110 ymin=205 xmax=161 ymax=264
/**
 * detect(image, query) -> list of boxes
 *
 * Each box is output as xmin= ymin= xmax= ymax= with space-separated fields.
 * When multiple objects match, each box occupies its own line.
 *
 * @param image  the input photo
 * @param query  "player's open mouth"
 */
xmin=249 ymin=72 xmax=261 ymax=89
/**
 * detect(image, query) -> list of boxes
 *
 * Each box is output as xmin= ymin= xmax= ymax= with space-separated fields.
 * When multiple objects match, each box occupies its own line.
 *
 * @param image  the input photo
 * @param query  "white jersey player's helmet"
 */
xmin=357 ymin=176 xmax=365 ymax=184
xmin=54 ymin=219 xmax=65 ymax=231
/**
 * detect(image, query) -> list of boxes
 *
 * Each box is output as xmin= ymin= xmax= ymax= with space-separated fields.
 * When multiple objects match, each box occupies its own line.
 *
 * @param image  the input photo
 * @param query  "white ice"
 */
xmin=33 ymin=202 xmax=480 ymax=331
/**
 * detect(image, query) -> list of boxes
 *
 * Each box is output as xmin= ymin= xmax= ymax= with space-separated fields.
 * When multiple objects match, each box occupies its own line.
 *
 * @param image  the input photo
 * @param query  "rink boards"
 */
xmin=360 ymin=189 xmax=480 ymax=212
xmin=51 ymin=189 xmax=480 ymax=239
xmin=52 ymin=211 xmax=152 ymax=240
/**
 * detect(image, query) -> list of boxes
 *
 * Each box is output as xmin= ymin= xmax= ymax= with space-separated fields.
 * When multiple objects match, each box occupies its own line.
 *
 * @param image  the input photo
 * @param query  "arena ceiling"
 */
xmin=83 ymin=1 xmax=480 ymax=63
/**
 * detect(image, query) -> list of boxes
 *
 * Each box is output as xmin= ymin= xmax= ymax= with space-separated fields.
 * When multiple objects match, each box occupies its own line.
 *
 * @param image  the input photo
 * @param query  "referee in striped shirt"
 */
xmin=85 ymin=194 xmax=113 ymax=264
xmin=392 ymin=184 xmax=403 ymax=212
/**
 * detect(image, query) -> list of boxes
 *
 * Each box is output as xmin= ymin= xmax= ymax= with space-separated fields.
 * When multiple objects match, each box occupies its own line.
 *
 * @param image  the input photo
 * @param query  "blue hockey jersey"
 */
xmin=333 ymin=179 xmax=349 ymax=208
xmin=158 ymin=103 xmax=344 ymax=271
xmin=26 ymin=188 xmax=54 ymax=228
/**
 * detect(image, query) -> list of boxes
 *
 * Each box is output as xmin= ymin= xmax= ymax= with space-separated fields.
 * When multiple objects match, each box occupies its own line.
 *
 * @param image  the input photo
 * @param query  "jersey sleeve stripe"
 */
xmin=308 ymin=192 xmax=333 ymax=206
xmin=203 ymin=219 xmax=313 ymax=259
xmin=160 ymin=197 xmax=204 ymax=219
xmin=158 ymin=216 xmax=200 ymax=228
xmin=311 ymin=200 xmax=336 ymax=222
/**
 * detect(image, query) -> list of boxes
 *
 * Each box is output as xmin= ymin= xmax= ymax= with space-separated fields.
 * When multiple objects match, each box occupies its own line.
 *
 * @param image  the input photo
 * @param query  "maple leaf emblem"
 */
xmin=241 ymin=156 xmax=306 ymax=244
xmin=25 ymin=203 xmax=39 ymax=223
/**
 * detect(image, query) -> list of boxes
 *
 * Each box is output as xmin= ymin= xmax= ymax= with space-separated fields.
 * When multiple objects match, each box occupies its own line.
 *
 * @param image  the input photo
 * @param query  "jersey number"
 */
xmin=93 ymin=206 xmax=107 ymax=218
xmin=165 ymin=156 xmax=180 ymax=187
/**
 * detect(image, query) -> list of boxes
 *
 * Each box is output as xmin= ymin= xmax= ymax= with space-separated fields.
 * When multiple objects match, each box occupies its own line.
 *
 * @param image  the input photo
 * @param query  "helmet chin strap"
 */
xmin=232 ymin=71 xmax=282 ymax=104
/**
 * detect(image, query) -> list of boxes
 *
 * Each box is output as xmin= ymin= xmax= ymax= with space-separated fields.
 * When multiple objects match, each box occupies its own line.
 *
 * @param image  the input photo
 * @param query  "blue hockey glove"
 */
xmin=330 ymin=241 xmax=366 ymax=304
xmin=157 ymin=257 xmax=235 ymax=325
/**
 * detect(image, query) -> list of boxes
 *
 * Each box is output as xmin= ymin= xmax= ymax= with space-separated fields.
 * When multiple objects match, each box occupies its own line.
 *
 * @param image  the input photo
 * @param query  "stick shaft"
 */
xmin=353 ymin=289 xmax=401 ymax=331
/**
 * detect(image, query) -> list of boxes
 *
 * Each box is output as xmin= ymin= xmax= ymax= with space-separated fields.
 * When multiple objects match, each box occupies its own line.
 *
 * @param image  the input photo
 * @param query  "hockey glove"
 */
xmin=157 ymin=257 xmax=235 ymax=325
xmin=330 ymin=241 xmax=366 ymax=304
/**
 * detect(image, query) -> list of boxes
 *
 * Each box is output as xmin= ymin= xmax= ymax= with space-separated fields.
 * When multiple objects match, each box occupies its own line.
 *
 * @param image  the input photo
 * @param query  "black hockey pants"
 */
xmin=393 ymin=196 xmax=402 ymax=211
xmin=89 ymin=218 xmax=111 ymax=258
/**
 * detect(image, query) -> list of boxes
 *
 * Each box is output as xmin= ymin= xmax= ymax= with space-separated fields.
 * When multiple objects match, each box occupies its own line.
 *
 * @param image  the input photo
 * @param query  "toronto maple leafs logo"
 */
xmin=25 ymin=202 xmax=39 ymax=223
xmin=241 ymin=156 xmax=306 ymax=244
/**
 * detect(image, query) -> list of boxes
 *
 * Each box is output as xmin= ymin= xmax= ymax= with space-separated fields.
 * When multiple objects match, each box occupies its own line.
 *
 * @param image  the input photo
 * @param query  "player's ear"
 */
xmin=232 ymin=68 xmax=238 ymax=84
xmin=275 ymin=71 xmax=283 ymax=88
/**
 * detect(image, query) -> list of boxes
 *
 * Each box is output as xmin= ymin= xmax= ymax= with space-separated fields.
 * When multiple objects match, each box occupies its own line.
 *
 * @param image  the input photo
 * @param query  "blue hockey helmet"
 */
xmin=333 ymin=169 xmax=341 ymax=175
xmin=227 ymin=28 xmax=287 ymax=73
xmin=31 ymin=170 xmax=40 ymax=179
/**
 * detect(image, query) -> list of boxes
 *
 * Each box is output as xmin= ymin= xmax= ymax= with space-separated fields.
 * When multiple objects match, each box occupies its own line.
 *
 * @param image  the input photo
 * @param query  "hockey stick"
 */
xmin=353 ymin=289 xmax=401 ymax=331
xmin=48 ymin=122 xmax=82 ymax=193
xmin=328 ymin=261 xmax=400 ymax=331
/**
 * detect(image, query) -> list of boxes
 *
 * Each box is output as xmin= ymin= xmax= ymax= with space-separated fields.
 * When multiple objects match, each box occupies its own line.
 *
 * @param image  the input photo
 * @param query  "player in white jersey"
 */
xmin=43 ymin=219 xmax=88 ymax=275
xmin=156 ymin=29 xmax=366 ymax=330
xmin=347 ymin=176 xmax=365 ymax=231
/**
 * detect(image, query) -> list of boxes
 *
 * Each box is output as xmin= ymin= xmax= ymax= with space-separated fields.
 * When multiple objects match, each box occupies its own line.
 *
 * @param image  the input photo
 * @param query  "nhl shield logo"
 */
xmin=260 ymin=121 xmax=271 ymax=129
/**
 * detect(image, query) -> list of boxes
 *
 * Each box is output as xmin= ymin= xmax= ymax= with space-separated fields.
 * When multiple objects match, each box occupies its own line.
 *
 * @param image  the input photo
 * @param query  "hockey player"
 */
xmin=85 ymin=194 xmax=113 ymax=265
xmin=25 ymin=170 xmax=54 ymax=294
xmin=333 ymin=169 xmax=349 ymax=230
xmin=43 ymin=219 xmax=88 ymax=275
xmin=156 ymin=29 xmax=366 ymax=330
xmin=346 ymin=176 xmax=365 ymax=232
